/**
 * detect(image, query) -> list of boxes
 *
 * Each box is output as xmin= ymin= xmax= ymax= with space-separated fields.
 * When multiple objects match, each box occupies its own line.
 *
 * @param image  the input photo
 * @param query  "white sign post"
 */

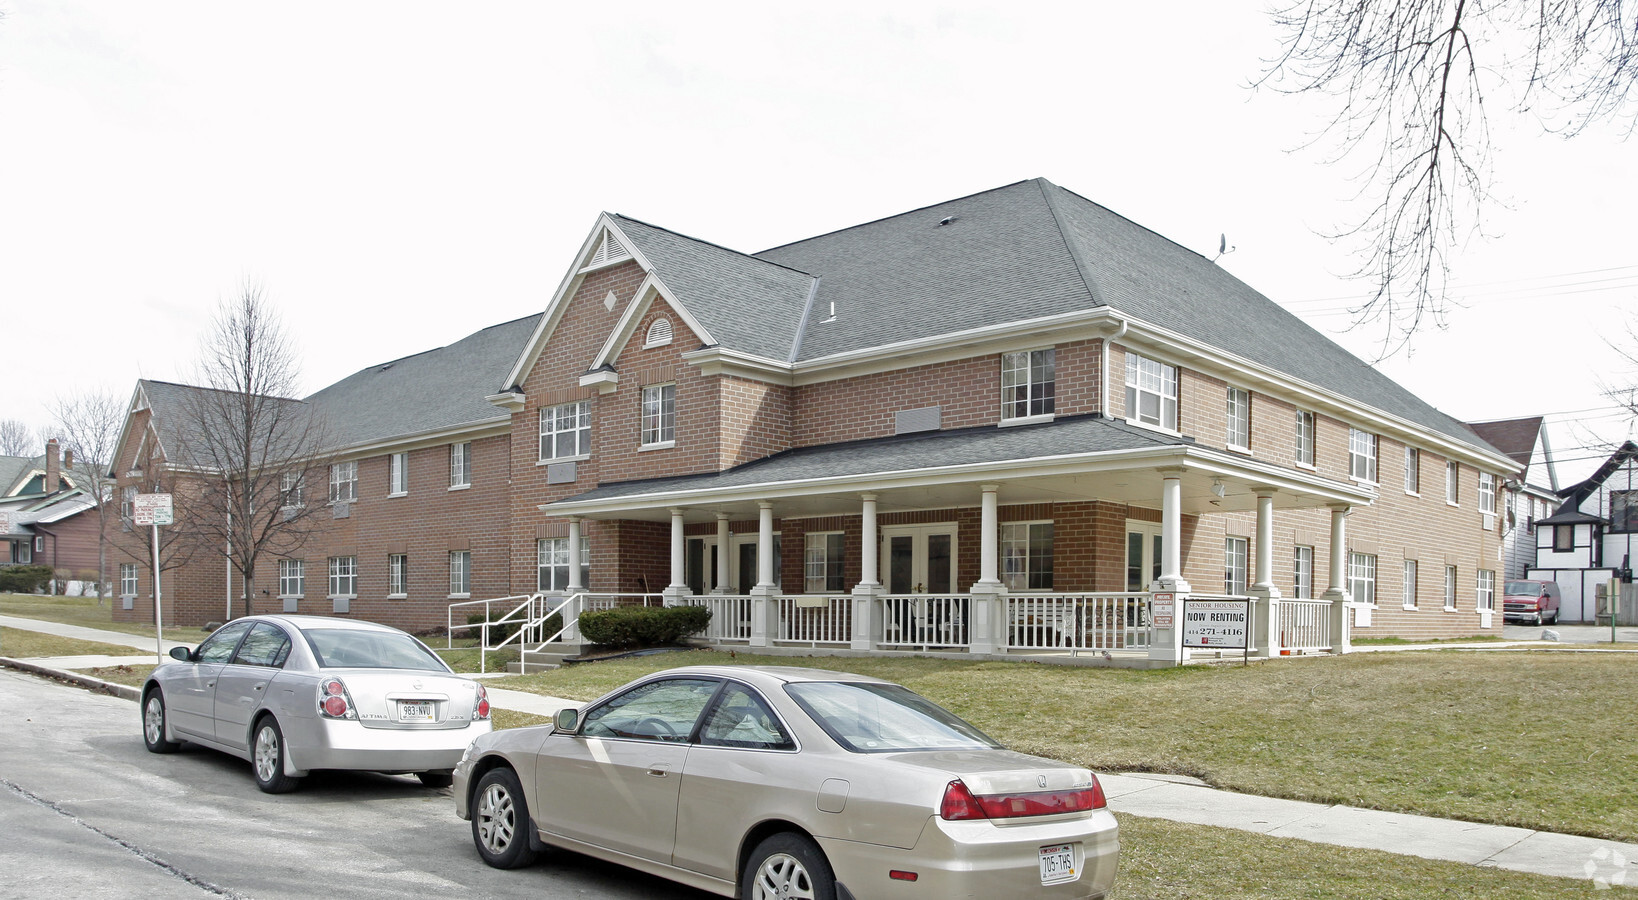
xmin=133 ymin=494 xmax=174 ymax=661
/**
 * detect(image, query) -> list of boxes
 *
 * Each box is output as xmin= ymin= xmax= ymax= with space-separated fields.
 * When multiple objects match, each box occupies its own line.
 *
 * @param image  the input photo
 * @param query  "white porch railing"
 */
xmin=777 ymin=595 xmax=852 ymax=646
xmin=1005 ymin=592 xmax=1152 ymax=654
xmin=1278 ymin=598 xmax=1332 ymax=653
xmin=878 ymin=594 xmax=970 ymax=650
xmin=684 ymin=594 xmax=754 ymax=642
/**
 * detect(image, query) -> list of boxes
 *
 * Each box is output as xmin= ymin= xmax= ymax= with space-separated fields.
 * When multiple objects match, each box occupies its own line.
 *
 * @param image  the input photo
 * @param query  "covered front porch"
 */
xmin=540 ymin=416 xmax=1376 ymax=666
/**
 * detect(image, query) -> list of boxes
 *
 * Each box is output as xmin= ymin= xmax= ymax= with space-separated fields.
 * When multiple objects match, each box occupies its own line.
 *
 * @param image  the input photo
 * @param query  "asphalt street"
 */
xmin=0 ymin=668 xmax=711 ymax=900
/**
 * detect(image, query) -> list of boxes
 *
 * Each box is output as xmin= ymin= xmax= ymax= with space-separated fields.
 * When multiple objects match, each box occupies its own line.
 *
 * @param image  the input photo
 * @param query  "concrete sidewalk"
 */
xmin=1 ymin=615 xmax=1634 ymax=888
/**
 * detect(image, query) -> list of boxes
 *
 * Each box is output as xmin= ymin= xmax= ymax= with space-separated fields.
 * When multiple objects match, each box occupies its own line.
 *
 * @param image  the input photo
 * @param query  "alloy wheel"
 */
xmin=752 ymin=852 xmax=816 ymax=900
xmin=477 ymin=782 xmax=518 ymax=854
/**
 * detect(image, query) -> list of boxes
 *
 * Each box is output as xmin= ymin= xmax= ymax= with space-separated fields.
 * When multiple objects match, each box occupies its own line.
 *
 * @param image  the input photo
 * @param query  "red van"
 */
xmin=1503 ymin=580 xmax=1562 ymax=625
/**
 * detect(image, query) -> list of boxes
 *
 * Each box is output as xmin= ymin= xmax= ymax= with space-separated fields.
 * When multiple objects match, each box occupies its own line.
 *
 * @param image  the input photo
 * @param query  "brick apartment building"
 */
xmin=110 ymin=179 xmax=1520 ymax=656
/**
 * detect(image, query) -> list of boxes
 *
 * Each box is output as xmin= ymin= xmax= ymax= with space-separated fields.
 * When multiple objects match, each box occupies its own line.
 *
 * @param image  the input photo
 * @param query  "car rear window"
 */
xmin=786 ymin=682 xmax=1002 ymax=753
xmin=302 ymin=629 xmax=449 ymax=671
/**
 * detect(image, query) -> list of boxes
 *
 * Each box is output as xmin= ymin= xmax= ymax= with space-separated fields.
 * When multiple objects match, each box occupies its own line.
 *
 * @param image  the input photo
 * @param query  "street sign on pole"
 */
xmin=133 ymin=493 xmax=173 ymax=527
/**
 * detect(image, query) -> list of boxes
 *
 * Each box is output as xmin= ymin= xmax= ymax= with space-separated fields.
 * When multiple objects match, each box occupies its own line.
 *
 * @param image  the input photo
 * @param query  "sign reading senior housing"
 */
xmin=1182 ymin=598 xmax=1250 ymax=649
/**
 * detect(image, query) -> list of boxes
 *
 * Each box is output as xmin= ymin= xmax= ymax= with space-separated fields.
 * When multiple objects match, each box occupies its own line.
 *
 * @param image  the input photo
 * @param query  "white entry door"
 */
xmin=1126 ymin=521 xmax=1163 ymax=592
xmin=882 ymin=524 xmax=958 ymax=594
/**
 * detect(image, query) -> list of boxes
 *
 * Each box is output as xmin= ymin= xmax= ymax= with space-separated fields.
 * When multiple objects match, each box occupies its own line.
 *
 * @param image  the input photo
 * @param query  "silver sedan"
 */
xmin=141 ymin=614 xmax=492 ymax=793
xmin=454 ymin=665 xmax=1119 ymax=899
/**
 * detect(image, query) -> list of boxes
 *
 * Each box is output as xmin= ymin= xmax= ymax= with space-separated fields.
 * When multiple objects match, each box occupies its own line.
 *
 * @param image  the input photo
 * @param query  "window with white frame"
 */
xmin=450 ymin=442 xmax=471 ymax=488
xmin=537 ymin=537 xmax=591 ymax=592
xmin=1479 ymin=472 xmax=1496 ymax=515
xmin=1348 ymin=429 xmax=1378 ymax=482
xmin=120 ymin=563 xmax=138 ymax=597
xmin=1001 ymin=522 xmax=1054 ymax=591
xmin=1001 ymin=349 xmax=1055 ymax=421
xmin=642 ymin=384 xmax=676 ymax=446
xmin=449 ymin=551 xmax=471 ymax=596
xmin=1293 ymin=546 xmax=1313 ymax=599
xmin=1226 ymin=387 xmax=1251 ymax=450
xmin=1124 ymin=353 xmax=1178 ymax=430
xmin=1444 ymin=565 xmax=1458 ymax=610
xmin=282 ymin=471 xmax=305 ymax=507
xmin=1402 ymin=560 xmax=1418 ymax=609
xmin=540 ymin=400 xmax=592 ymax=461
xmin=15 ymin=541 xmax=30 ymax=563
xmin=278 ymin=559 xmax=304 ymax=597
xmin=1224 ymin=537 xmax=1249 ymax=594
xmin=1477 ymin=569 xmax=1495 ymax=611
xmin=389 ymin=453 xmax=408 ymax=495
xmin=804 ymin=533 xmax=846 ymax=593
xmin=1404 ymin=447 xmax=1420 ymax=494
xmin=122 ymin=485 xmax=137 ymax=520
xmin=389 ymin=554 xmax=407 ymax=597
xmin=1446 ymin=460 xmax=1460 ymax=504
xmin=328 ymin=556 xmax=357 ymax=597
xmin=1295 ymin=410 xmax=1315 ymax=466
xmin=329 ymin=462 xmax=357 ymax=503
xmin=1348 ymin=552 xmax=1377 ymax=606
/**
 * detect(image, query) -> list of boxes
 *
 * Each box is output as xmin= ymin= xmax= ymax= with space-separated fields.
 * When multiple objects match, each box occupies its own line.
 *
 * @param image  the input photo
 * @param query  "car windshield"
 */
xmin=1504 ymin=582 xmax=1543 ymax=596
xmin=785 ymin=681 xmax=1002 ymax=753
xmin=302 ymin=629 xmax=449 ymax=671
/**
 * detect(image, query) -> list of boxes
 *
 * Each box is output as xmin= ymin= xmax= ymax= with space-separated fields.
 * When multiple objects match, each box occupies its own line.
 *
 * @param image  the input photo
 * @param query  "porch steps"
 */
xmin=506 ymin=642 xmax=585 ymax=673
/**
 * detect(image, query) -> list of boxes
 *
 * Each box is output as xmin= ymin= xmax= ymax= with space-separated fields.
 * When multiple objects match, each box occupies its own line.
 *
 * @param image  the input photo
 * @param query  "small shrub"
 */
xmin=0 ymin=565 xmax=55 ymax=594
xmin=578 ymin=604 xmax=712 ymax=649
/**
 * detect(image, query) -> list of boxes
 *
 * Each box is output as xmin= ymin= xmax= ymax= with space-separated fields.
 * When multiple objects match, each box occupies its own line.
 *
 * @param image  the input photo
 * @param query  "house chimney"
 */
xmin=44 ymin=438 xmax=60 ymax=492
xmin=63 ymin=448 xmax=74 ymax=471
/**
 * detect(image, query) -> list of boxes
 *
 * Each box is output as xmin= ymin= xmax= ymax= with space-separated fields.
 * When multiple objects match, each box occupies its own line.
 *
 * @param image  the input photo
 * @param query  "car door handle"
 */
xmin=206 ymin=681 xmax=215 ymax=688
xmin=253 ymin=684 xmax=265 ymax=692
xmin=646 ymin=764 xmax=672 ymax=778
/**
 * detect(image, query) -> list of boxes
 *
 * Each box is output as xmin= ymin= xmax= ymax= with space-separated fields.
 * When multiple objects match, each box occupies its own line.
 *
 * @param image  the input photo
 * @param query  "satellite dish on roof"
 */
xmin=1211 ymin=233 xmax=1236 ymax=263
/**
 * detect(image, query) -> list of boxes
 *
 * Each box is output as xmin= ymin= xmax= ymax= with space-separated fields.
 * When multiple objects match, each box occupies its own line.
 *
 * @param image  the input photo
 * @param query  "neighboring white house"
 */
xmin=1528 ymin=440 xmax=1638 ymax=623
xmin=1467 ymin=417 xmax=1561 ymax=581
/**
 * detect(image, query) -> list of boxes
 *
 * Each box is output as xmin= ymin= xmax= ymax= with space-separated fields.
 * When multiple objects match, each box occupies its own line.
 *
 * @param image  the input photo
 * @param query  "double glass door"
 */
xmin=883 ymin=525 xmax=957 ymax=594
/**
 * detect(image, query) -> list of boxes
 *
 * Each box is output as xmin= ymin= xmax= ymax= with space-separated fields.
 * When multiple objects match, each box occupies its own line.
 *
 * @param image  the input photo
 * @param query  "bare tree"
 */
xmin=112 ymin=431 xmax=203 ymax=606
xmin=51 ymin=390 xmax=124 ymax=603
xmin=1260 ymin=0 xmax=1638 ymax=354
xmin=0 ymin=419 xmax=39 ymax=457
xmin=173 ymin=284 xmax=332 ymax=618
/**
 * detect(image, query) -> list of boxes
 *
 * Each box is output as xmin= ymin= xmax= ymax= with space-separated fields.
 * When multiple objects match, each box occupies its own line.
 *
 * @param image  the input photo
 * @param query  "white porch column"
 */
xmin=1157 ymin=469 xmax=1191 ymax=592
xmin=1149 ymin=468 xmax=1192 ymax=665
xmin=750 ymin=501 xmax=779 ymax=648
xmin=713 ymin=512 xmax=730 ymax=594
xmin=1322 ymin=504 xmax=1352 ymax=653
xmin=851 ymin=493 xmax=880 ymax=652
xmin=566 ymin=517 xmax=584 ymax=593
xmin=968 ymin=484 xmax=1004 ymax=655
xmin=662 ymin=508 xmax=691 ymax=606
xmin=1247 ymin=489 xmax=1281 ymax=657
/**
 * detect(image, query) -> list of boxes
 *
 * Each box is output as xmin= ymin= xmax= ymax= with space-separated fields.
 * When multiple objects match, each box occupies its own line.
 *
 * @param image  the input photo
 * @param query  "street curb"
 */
xmin=0 ymin=657 xmax=141 ymax=702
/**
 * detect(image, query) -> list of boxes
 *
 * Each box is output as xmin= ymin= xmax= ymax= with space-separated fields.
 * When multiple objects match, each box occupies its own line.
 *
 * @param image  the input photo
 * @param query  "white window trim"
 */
xmin=449 ymin=442 xmax=472 ymax=490
xmin=1476 ymin=570 xmax=1496 ymax=612
xmin=327 ymin=556 xmax=358 ymax=599
xmin=1443 ymin=565 xmax=1459 ymax=611
xmin=448 ymin=550 xmax=471 ymax=599
xmin=1124 ymin=352 xmax=1179 ymax=432
xmin=1348 ymin=551 xmax=1378 ymax=607
xmin=539 ymin=400 xmax=593 ymax=463
xmin=1446 ymin=461 xmax=1461 ymax=507
xmin=1402 ymin=560 xmax=1418 ymax=610
xmin=1224 ymin=536 xmax=1249 ymax=595
xmin=388 ymin=554 xmax=408 ymax=599
xmin=1226 ymin=386 xmax=1251 ymax=452
xmin=329 ymin=461 xmax=358 ymax=504
xmin=1295 ymin=410 xmax=1316 ymax=469
xmin=1403 ymin=446 xmax=1420 ymax=497
xmin=804 ymin=531 xmax=846 ymax=594
xmin=641 ymin=383 xmax=678 ymax=448
xmin=388 ymin=452 xmax=408 ymax=498
xmin=1293 ymin=545 xmax=1313 ymax=599
xmin=1348 ymin=429 xmax=1378 ymax=485
xmin=278 ymin=559 xmax=305 ymax=599
xmin=1000 ymin=520 xmax=1055 ymax=592
xmin=1001 ymin=348 xmax=1056 ymax=424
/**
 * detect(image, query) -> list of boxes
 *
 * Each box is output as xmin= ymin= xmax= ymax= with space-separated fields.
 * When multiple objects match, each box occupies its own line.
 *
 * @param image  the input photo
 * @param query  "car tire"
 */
xmin=141 ymin=690 xmax=180 ymax=754
xmin=417 ymin=770 xmax=454 ymax=788
xmin=252 ymin=718 xmax=301 ymax=794
xmin=1547 ymin=610 xmax=1559 ymax=625
xmin=742 ymin=833 xmax=836 ymax=900
xmin=473 ymin=768 xmax=538 ymax=869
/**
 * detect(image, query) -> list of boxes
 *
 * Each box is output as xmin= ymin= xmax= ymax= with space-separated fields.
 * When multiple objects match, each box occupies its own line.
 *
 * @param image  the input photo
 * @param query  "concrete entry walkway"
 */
xmin=0 ymin=615 xmax=1633 ymax=888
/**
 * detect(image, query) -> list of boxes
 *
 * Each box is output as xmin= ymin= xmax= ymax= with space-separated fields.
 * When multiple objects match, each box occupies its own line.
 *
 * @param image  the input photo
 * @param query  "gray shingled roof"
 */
xmin=306 ymin=314 xmax=542 ymax=447
xmin=0 ymin=455 xmax=40 ymax=496
xmin=557 ymin=414 xmax=1188 ymax=503
xmin=613 ymin=216 xmax=815 ymax=362
xmin=1467 ymin=417 xmax=1544 ymax=473
xmin=137 ymin=379 xmax=292 ymax=470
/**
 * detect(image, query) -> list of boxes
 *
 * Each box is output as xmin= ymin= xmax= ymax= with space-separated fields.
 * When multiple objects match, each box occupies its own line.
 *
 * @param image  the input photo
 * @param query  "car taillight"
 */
xmin=939 ymin=776 xmax=1107 ymax=821
xmin=473 ymin=684 xmax=491 ymax=721
xmin=318 ymin=677 xmax=356 ymax=719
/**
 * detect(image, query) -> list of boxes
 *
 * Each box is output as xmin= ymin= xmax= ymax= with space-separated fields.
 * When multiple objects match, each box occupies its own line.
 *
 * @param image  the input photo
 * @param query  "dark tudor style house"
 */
xmin=110 ymin=179 xmax=1523 ymax=663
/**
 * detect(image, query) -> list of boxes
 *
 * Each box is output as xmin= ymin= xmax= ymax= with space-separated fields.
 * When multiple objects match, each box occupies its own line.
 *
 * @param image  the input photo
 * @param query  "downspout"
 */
xmin=1100 ymin=317 xmax=1128 ymax=418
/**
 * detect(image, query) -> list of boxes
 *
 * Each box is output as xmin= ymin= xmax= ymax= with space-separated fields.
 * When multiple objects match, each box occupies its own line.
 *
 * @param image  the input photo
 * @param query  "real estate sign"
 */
xmin=1182 ymin=598 xmax=1250 ymax=649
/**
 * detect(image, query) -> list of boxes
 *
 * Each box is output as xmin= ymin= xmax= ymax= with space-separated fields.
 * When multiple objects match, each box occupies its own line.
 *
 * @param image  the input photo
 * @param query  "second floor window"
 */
xmin=1404 ymin=447 xmax=1419 ymax=494
xmin=450 ymin=442 xmax=471 ymax=488
xmin=1348 ymin=429 xmax=1377 ymax=482
xmin=1295 ymin=410 xmax=1315 ymax=466
xmin=1479 ymin=472 xmax=1496 ymax=515
xmin=330 ymin=462 xmax=357 ymax=503
xmin=1446 ymin=461 xmax=1460 ymax=504
xmin=389 ymin=452 xmax=408 ymax=495
xmin=279 ymin=559 xmax=304 ymax=597
xmin=1125 ymin=353 xmax=1178 ymax=430
xmin=642 ymin=384 xmax=676 ymax=446
xmin=1001 ymin=349 xmax=1055 ymax=421
xmin=541 ymin=401 xmax=592 ymax=461
xmin=1226 ymin=387 xmax=1250 ymax=450
xmin=282 ymin=471 xmax=305 ymax=507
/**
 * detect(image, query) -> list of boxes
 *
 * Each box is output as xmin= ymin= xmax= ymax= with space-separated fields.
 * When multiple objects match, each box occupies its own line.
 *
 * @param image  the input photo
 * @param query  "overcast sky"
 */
xmin=2 ymin=1 xmax=1633 ymax=483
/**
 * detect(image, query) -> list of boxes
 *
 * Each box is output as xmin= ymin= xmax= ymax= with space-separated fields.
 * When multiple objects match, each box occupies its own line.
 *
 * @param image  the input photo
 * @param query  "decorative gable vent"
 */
xmin=644 ymin=317 xmax=674 ymax=348
xmin=587 ymin=229 xmax=631 ymax=268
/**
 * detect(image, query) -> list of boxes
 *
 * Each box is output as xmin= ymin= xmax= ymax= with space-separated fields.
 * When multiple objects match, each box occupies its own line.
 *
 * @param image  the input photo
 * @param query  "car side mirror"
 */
xmin=169 ymin=646 xmax=193 ymax=662
xmin=553 ymin=708 xmax=579 ymax=733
